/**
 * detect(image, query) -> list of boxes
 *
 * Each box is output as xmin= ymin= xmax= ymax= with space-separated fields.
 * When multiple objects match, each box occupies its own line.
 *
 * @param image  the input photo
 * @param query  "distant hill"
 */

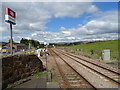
xmin=50 ymin=41 xmax=88 ymax=46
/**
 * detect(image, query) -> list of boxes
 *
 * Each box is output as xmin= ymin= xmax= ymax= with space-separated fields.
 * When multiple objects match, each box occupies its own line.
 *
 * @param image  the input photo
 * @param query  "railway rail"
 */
xmin=59 ymin=49 xmax=119 ymax=74
xmin=49 ymin=49 xmax=95 ymax=88
xmin=56 ymin=49 xmax=120 ymax=83
xmin=49 ymin=48 xmax=119 ymax=88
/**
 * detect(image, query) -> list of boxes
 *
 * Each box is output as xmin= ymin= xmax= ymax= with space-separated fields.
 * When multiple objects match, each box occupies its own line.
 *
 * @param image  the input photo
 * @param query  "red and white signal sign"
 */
xmin=5 ymin=8 xmax=16 ymax=25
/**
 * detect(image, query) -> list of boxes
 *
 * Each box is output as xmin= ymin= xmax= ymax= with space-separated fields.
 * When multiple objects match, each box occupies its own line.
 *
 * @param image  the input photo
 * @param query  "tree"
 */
xmin=20 ymin=38 xmax=29 ymax=45
xmin=20 ymin=38 xmax=41 ymax=48
xmin=8 ymin=39 xmax=14 ymax=43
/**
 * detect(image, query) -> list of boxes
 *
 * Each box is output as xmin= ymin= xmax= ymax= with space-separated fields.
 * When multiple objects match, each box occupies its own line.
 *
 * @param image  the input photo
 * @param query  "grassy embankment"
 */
xmin=66 ymin=40 xmax=119 ymax=63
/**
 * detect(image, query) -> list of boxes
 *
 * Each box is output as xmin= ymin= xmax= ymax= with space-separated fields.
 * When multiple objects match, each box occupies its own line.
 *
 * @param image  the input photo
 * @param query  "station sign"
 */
xmin=5 ymin=8 xmax=16 ymax=25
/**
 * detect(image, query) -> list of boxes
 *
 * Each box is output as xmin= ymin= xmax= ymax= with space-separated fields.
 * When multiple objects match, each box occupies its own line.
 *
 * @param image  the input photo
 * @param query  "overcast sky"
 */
xmin=1 ymin=2 xmax=118 ymax=43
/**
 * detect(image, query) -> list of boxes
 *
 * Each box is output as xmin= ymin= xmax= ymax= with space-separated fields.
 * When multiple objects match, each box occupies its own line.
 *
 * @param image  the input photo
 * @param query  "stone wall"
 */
xmin=2 ymin=54 xmax=43 ymax=89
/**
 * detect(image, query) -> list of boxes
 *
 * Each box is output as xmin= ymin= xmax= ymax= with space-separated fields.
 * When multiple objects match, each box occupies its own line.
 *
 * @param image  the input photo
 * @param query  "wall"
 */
xmin=2 ymin=54 xmax=43 ymax=89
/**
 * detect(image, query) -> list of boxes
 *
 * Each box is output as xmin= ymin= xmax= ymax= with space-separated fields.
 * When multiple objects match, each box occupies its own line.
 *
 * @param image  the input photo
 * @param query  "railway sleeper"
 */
xmin=109 ymin=75 xmax=119 ymax=77
xmin=64 ymin=74 xmax=77 ymax=77
xmin=70 ymin=83 xmax=84 ymax=87
xmin=68 ymin=80 xmax=81 ymax=83
xmin=66 ymin=77 xmax=79 ymax=80
xmin=67 ymin=77 xmax=81 ymax=80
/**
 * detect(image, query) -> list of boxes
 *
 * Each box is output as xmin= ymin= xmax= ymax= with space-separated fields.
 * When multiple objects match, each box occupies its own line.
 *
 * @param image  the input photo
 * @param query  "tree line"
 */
xmin=20 ymin=38 xmax=44 ymax=48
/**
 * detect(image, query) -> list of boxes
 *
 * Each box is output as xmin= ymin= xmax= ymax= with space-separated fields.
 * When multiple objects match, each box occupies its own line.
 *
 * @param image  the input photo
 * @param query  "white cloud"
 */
xmin=60 ymin=27 xmax=67 ymax=31
xmin=1 ymin=0 xmax=119 ymax=2
xmin=1 ymin=2 xmax=118 ymax=43
xmin=68 ymin=10 xmax=118 ymax=41
xmin=51 ymin=3 xmax=98 ymax=18
xmin=46 ymin=10 xmax=118 ymax=42
xmin=1 ymin=2 xmax=98 ymax=40
xmin=87 ymin=5 xmax=98 ymax=13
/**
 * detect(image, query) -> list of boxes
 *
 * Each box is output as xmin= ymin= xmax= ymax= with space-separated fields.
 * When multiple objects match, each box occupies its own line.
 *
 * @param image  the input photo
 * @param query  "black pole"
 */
xmin=10 ymin=23 xmax=13 ymax=55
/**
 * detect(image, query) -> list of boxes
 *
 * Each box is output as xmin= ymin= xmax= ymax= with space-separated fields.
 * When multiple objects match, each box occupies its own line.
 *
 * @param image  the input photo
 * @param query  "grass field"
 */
xmin=66 ymin=40 xmax=119 ymax=61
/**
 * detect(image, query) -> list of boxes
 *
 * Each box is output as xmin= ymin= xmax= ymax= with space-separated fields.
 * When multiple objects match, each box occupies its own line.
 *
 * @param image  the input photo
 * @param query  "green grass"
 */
xmin=51 ymin=77 xmax=57 ymax=82
xmin=34 ymin=72 xmax=43 ymax=77
xmin=67 ymin=40 xmax=119 ymax=60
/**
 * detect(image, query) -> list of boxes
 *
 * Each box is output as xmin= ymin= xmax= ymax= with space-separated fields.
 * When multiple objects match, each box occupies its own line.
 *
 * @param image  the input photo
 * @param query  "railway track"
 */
xmin=50 ymin=48 xmax=120 ymax=88
xmin=49 ymin=49 xmax=95 ymax=88
xmin=59 ymin=49 xmax=119 ymax=74
xmin=56 ymin=49 xmax=120 ymax=83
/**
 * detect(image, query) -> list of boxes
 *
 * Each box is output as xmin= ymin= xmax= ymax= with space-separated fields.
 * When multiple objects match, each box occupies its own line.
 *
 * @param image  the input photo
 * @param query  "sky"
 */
xmin=1 ymin=2 xmax=118 ymax=43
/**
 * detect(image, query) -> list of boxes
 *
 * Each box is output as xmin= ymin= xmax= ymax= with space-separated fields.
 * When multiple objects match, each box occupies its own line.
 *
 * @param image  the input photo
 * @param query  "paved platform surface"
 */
xmin=14 ymin=73 xmax=59 ymax=88
xmin=47 ymin=82 xmax=59 ymax=88
xmin=12 ymin=55 xmax=60 ymax=88
xmin=14 ymin=75 xmax=47 ymax=88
